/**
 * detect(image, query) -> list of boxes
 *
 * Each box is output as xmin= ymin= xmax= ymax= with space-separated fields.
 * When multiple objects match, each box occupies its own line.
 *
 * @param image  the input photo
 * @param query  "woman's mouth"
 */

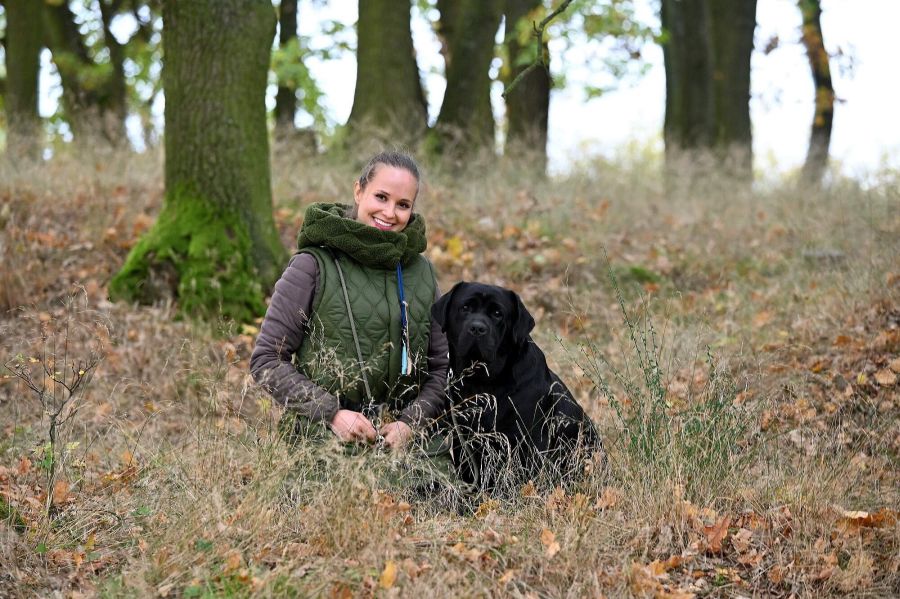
xmin=372 ymin=217 xmax=394 ymax=231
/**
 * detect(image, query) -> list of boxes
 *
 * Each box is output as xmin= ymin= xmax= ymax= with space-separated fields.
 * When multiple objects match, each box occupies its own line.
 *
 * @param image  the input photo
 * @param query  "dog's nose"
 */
xmin=468 ymin=321 xmax=488 ymax=337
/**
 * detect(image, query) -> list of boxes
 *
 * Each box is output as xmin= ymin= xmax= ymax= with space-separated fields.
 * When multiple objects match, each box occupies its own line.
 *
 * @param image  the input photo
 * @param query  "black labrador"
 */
xmin=432 ymin=282 xmax=604 ymax=491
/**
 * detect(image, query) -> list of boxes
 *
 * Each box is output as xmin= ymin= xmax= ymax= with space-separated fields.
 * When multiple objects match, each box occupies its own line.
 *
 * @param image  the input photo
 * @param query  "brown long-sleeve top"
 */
xmin=250 ymin=253 xmax=449 ymax=428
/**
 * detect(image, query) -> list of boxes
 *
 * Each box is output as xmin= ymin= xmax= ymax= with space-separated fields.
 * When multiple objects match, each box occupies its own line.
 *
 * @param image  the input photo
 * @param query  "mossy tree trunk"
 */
xmin=431 ymin=0 xmax=504 ymax=157
xmin=504 ymin=0 xmax=550 ymax=171
xmin=661 ymin=0 xmax=757 ymax=180
xmin=109 ymin=0 xmax=285 ymax=322
xmin=5 ymin=0 xmax=44 ymax=160
xmin=798 ymin=0 xmax=833 ymax=187
xmin=347 ymin=0 xmax=428 ymax=147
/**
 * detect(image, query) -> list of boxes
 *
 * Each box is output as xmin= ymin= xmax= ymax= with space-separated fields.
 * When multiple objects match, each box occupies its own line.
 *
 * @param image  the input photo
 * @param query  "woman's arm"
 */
xmin=250 ymin=253 xmax=340 ymax=423
xmin=398 ymin=288 xmax=450 ymax=428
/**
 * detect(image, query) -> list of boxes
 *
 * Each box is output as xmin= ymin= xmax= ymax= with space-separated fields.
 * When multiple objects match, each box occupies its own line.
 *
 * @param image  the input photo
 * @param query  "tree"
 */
xmin=346 ymin=0 xmax=428 ymax=146
xmin=42 ymin=0 xmax=127 ymax=144
xmin=798 ymin=0 xmax=833 ymax=186
xmin=503 ymin=0 xmax=551 ymax=170
xmin=109 ymin=0 xmax=285 ymax=322
xmin=431 ymin=0 xmax=504 ymax=157
xmin=661 ymin=0 xmax=757 ymax=179
xmin=4 ymin=0 xmax=44 ymax=159
xmin=275 ymin=0 xmax=298 ymax=134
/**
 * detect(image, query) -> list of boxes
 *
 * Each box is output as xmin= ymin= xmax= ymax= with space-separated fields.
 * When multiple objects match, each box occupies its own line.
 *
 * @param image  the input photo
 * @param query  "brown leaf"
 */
xmin=540 ymin=528 xmax=561 ymax=558
xmin=52 ymin=480 xmax=69 ymax=505
xmin=703 ymin=515 xmax=730 ymax=553
xmin=594 ymin=487 xmax=621 ymax=510
xmin=890 ymin=357 xmax=900 ymax=373
xmin=874 ymin=368 xmax=897 ymax=387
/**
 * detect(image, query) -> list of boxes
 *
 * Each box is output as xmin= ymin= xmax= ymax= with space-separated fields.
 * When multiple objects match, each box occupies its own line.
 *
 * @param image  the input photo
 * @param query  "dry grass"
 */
xmin=1 ymin=144 xmax=898 ymax=597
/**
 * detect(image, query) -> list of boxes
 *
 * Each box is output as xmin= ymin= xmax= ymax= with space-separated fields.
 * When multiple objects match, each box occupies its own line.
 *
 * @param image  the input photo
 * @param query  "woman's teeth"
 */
xmin=374 ymin=218 xmax=392 ymax=229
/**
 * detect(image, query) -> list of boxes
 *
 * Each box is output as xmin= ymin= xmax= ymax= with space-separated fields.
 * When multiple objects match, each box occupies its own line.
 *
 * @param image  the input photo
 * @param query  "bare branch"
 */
xmin=502 ymin=0 xmax=575 ymax=99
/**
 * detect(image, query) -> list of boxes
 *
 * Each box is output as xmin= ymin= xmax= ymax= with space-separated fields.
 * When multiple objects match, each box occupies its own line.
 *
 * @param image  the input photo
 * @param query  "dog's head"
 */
xmin=432 ymin=282 xmax=535 ymax=374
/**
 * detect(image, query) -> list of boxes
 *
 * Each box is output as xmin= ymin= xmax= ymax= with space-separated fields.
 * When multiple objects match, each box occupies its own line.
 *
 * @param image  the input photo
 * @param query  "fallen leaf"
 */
xmin=890 ymin=357 xmax=900 ymax=373
xmin=379 ymin=560 xmax=397 ymax=589
xmin=540 ymin=528 xmax=561 ymax=558
xmin=52 ymin=480 xmax=69 ymax=505
xmin=703 ymin=515 xmax=730 ymax=553
xmin=874 ymin=369 xmax=897 ymax=387
xmin=594 ymin=487 xmax=621 ymax=510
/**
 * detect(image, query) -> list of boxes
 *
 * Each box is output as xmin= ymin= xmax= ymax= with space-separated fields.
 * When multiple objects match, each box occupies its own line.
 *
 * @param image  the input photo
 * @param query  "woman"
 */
xmin=250 ymin=151 xmax=448 ymax=450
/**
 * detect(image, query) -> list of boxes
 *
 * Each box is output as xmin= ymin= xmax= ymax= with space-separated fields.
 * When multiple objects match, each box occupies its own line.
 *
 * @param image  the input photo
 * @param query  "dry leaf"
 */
xmin=594 ymin=487 xmax=621 ymax=510
xmin=52 ymin=480 xmax=69 ymax=505
xmin=889 ymin=357 xmax=900 ymax=373
xmin=703 ymin=515 xmax=730 ymax=553
xmin=222 ymin=549 xmax=242 ymax=574
xmin=379 ymin=560 xmax=397 ymax=589
xmin=520 ymin=480 xmax=537 ymax=497
xmin=753 ymin=311 xmax=773 ymax=328
xmin=498 ymin=569 xmax=516 ymax=585
xmin=540 ymin=528 xmax=561 ymax=558
xmin=874 ymin=368 xmax=897 ymax=387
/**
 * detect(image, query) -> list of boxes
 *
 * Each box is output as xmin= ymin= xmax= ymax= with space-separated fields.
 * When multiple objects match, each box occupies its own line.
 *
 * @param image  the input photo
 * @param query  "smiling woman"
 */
xmin=250 ymin=151 xmax=451 ymax=465
xmin=351 ymin=152 xmax=420 ymax=232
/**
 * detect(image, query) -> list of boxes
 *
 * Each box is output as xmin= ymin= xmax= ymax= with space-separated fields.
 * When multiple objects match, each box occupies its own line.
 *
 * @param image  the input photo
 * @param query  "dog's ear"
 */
xmin=507 ymin=289 xmax=535 ymax=346
xmin=431 ymin=281 xmax=466 ymax=331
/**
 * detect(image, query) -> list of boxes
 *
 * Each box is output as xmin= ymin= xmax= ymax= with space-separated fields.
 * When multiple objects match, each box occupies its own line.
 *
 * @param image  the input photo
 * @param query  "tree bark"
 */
xmin=661 ymin=0 xmax=756 ymax=180
xmin=347 ymin=0 xmax=428 ymax=146
xmin=275 ymin=0 xmax=298 ymax=133
xmin=504 ymin=0 xmax=550 ymax=171
xmin=109 ymin=0 xmax=285 ymax=322
xmin=798 ymin=0 xmax=833 ymax=186
xmin=5 ymin=0 xmax=44 ymax=159
xmin=661 ymin=0 xmax=714 ymax=156
xmin=708 ymin=0 xmax=757 ymax=178
xmin=432 ymin=0 xmax=503 ymax=157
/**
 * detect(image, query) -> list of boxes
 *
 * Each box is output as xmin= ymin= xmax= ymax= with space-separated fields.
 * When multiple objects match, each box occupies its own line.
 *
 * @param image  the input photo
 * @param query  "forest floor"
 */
xmin=1 ymin=148 xmax=898 ymax=598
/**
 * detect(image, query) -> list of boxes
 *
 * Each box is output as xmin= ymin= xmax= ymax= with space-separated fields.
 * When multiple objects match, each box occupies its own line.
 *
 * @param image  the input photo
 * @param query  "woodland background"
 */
xmin=1 ymin=1 xmax=898 ymax=597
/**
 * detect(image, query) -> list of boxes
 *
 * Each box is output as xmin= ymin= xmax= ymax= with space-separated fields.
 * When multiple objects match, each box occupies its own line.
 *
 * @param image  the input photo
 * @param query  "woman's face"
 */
xmin=354 ymin=166 xmax=418 ymax=233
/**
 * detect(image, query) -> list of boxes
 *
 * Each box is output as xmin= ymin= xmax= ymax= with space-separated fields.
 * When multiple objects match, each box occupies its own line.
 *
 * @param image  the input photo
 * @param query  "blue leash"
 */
xmin=396 ymin=263 xmax=412 ymax=375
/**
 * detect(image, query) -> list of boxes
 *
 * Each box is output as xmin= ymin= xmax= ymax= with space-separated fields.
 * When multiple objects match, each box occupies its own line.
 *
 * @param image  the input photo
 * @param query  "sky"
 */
xmin=35 ymin=0 xmax=900 ymax=181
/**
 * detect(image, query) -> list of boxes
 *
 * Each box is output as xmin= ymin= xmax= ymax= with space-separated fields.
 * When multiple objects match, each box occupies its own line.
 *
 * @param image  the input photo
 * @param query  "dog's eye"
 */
xmin=491 ymin=308 xmax=503 ymax=319
xmin=461 ymin=304 xmax=471 ymax=313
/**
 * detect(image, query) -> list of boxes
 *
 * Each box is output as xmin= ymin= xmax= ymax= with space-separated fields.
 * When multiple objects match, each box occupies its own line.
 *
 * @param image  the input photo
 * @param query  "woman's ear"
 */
xmin=353 ymin=180 xmax=362 ymax=205
xmin=431 ymin=282 xmax=466 ymax=331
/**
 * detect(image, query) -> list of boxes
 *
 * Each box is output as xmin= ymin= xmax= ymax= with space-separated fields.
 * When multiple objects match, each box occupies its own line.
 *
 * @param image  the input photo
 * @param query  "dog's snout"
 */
xmin=468 ymin=321 xmax=488 ymax=337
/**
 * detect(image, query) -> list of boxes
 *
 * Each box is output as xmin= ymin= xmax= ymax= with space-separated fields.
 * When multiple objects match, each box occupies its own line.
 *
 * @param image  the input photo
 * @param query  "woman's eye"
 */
xmin=398 ymin=202 xmax=411 ymax=210
xmin=375 ymin=193 xmax=387 ymax=201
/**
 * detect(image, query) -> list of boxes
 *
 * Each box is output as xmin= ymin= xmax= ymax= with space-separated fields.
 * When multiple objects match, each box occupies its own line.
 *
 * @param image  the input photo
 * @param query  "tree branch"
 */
xmin=502 ymin=0 xmax=575 ymax=99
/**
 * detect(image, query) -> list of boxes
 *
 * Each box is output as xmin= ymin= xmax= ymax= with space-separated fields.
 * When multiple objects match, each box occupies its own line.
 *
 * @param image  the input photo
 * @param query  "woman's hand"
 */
xmin=329 ymin=409 xmax=377 ymax=443
xmin=380 ymin=421 xmax=413 ymax=450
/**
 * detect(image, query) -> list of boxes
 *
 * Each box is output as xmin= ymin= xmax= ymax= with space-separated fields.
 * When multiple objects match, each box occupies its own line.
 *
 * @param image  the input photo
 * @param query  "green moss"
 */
xmin=109 ymin=185 xmax=268 ymax=323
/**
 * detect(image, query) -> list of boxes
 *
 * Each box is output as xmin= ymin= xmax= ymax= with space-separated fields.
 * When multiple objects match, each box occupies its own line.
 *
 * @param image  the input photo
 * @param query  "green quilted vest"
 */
xmin=294 ymin=247 xmax=436 ymax=412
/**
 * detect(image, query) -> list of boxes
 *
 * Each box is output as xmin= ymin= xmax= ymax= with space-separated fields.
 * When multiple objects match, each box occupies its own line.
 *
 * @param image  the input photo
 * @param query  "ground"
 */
xmin=0 ymin=147 xmax=898 ymax=597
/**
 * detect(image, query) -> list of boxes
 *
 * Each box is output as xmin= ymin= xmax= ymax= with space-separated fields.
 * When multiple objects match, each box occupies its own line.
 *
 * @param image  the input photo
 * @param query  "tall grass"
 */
xmin=1 ymin=143 xmax=898 ymax=597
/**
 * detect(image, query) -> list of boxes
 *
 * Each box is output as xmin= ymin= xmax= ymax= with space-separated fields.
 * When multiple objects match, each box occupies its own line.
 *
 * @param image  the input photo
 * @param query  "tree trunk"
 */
xmin=109 ymin=0 xmax=285 ymax=322
xmin=708 ymin=0 xmax=757 ymax=178
xmin=661 ymin=0 xmax=714 ymax=157
xmin=347 ymin=0 xmax=428 ymax=146
xmin=432 ymin=0 xmax=503 ymax=157
xmin=798 ymin=0 xmax=833 ymax=186
xmin=503 ymin=0 xmax=550 ymax=171
xmin=435 ymin=0 xmax=460 ymax=68
xmin=275 ymin=0 xmax=298 ymax=134
xmin=42 ymin=0 xmax=127 ymax=144
xmin=661 ymin=0 xmax=756 ymax=180
xmin=5 ymin=0 xmax=44 ymax=159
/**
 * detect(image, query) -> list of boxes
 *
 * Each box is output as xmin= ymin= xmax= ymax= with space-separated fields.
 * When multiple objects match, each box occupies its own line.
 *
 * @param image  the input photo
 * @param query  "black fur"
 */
xmin=432 ymin=282 xmax=604 ymax=491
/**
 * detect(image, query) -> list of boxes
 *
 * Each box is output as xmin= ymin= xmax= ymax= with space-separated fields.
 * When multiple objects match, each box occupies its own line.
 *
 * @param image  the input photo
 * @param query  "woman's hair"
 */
xmin=357 ymin=151 xmax=421 ymax=199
